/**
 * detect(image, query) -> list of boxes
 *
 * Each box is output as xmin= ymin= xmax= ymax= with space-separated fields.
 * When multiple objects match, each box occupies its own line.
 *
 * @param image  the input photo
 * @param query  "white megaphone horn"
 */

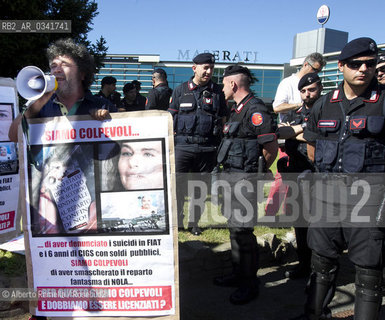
xmin=16 ymin=66 xmax=57 ymax=101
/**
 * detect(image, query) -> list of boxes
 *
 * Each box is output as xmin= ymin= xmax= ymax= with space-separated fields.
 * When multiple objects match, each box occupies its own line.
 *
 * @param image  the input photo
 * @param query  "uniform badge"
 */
xmin=223 ymin=124 xmax=230 ymax=133
xmin=317 ymin=120 xmax=338 ymax=128
xmin=180 ymin=103 xmax=193 ymax=109
xmin=251 ymin=112 xmax=264 ymax=126
xmin=169 ymin=97 xmax=173 ymax=104
xmin=204 ymin=98 xmax=213 ymax=104
xmin=350 ymin=118 xmax=366 ymax=130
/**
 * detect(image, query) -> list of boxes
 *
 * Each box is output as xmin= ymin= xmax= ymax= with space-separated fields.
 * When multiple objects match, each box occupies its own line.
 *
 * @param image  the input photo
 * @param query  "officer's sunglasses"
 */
xmin=345 ymin=59 xmax=377 ymax=70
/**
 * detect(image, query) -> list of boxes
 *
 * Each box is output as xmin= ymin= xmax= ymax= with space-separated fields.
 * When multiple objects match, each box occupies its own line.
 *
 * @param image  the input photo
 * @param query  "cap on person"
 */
xmin=223 ymin=65 xmax=252 ymax=78
xmin=123 ymin=82 xmax=136 ymax=93
xmin=298 ymin=72 xmax=320 ymax=90
xmin=377 ymin=55 xmax=385 ymax=69
xmin=338 ymin=37 xmax=378 ymax=61
xmin=101 ymin=76 xmax=117 ymax=86
xmin=193 ymin=53 xmax=215 ymax=64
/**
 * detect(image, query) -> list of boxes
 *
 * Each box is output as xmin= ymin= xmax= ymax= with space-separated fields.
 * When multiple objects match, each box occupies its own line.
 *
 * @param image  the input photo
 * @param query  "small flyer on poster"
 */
xmin=0 ymin=81 xmax=20 ymax=238
xmin=22 ymin=111 xmax=178 ymax=318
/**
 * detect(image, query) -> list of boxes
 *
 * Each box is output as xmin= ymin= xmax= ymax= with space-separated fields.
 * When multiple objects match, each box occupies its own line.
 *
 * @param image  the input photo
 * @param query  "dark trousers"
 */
xmin=230 ymin=227 xmax=258 ymax=283
xmin=175 ymin=146 xmax=216 ymax=228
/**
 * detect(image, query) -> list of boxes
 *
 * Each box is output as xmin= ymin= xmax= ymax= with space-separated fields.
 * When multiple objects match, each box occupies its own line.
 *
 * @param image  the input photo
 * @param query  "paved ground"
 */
xmin=3 ymin=240 xmax=385 ymax=320
xmin=178 ymin=240 xmax=385 ymax=320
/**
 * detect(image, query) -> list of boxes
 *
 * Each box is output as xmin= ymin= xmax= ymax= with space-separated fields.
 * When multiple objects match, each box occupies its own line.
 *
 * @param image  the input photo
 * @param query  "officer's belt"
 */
xmin=175 ymin=135 xmax=212 ymax=145
xmin=318 ymin=173 xmax=384 ymax=186
xmin=364 ymin=158 xmax=385 ymax=166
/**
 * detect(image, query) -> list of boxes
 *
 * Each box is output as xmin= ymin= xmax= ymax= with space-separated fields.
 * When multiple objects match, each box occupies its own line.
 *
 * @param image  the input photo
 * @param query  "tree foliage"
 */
xmin=0 ymin=0 xmax=107 ymax=78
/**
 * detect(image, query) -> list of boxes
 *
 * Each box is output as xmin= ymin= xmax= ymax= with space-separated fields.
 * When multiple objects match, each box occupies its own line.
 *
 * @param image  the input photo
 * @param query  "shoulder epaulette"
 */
xmin=330 ymin=89 xmax=342 ymax=103
xmin=363 ymin=90 xmax=379 ymax=103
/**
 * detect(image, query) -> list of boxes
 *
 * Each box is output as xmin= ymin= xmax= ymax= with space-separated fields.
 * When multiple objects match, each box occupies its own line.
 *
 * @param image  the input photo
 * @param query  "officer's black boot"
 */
xmin=228 ymin=228 xmax=259 ymax=305
xmin=303 ymin=252 xmax=338 ymax=319
xmin=213 ymin=262 xmax=241 ymax=287
xmin=354 ymin=266 xmax=382 ymax=320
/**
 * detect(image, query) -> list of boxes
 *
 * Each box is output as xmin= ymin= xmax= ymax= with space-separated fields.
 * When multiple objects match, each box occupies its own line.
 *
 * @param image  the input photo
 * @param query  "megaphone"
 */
xmin=16 ymin=66 xmax=57 ymax=101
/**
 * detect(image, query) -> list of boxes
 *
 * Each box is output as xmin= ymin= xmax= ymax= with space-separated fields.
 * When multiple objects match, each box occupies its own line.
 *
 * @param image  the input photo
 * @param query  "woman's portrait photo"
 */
xmin=0 ymin=103 xmax=13 ymax=142
xmin=99 ymin=140 xmax=165 ymax=191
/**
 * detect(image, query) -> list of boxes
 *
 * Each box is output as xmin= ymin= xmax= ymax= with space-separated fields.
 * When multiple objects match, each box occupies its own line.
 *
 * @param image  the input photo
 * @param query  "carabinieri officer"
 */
xmin=295 ymin=37 xmax=385 ymax=320
xmin=213 ymin=65 xmax=277 ymax=305
xmin=168 ymin=53 xmax=227 ymax=235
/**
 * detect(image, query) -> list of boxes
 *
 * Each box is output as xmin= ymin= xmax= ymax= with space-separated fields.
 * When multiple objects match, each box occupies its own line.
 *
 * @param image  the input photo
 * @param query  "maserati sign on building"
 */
xmin=177 ymin=49 xmax=259 ymax=63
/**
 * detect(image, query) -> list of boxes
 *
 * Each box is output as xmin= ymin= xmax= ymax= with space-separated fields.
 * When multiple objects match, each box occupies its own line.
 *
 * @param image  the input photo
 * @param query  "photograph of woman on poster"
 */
xmin=0 ymin=103 xmax=13 ymax=141
xmin=101 ymin=140 xmax=164 ymax=191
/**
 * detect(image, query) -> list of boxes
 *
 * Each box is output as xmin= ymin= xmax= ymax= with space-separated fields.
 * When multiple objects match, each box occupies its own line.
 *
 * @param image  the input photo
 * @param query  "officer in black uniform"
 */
xmin=168 ymin=53 xmax=227 ymax=235
xmin=294 ymin=38 xmax=385 ymax=320
xmin=146 ymin=68 xmax=173 ymax=110
xmin=277 ymin=73 xmax=321 ymax=280
xmin=213 ymin=65 xmax=278 ymax=304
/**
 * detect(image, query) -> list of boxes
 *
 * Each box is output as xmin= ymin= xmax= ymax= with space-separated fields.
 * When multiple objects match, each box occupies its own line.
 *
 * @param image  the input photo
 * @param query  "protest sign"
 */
xmin=0 ymin=78 xmax=21 ymax=242
xmin=20 ymin=111 xmax=179 ymax=319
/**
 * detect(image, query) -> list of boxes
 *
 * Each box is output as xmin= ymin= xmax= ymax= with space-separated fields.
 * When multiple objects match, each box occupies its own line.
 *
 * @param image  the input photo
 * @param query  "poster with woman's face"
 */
xmin=97 ymin=139 xmax=168 ymax=235
xmin=0 ymin=103 xmax=13 ymax=142
xmin=99 ymin=140 xmax=165 ymax=192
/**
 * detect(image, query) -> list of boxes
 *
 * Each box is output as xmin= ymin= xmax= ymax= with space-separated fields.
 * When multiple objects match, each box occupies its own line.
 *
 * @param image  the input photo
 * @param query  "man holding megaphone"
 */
xmin=9 ymin=38 xmax=117 ymax=320
xmin=9 ymin=38 xmax=116 ymax=142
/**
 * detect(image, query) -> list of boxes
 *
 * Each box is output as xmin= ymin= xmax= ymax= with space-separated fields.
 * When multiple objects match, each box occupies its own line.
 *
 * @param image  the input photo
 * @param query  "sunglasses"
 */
xmin=345 ymin=59 xmax=377 ymax=70
xmin=376 ymin=66 xmax=385 ymax=73
xmin=307 ymin=62 xmax=322 ymax=73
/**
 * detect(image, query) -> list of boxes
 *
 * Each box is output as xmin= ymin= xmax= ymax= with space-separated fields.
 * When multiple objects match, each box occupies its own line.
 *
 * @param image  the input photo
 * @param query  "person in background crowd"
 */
xmin=94 ymin=75 xmax=121 ymax=109
xmin=273 ymin=52 xmax=326 ymax=118
xmin=376 ymin=54 xmax=385 ymax=85
xmin=264 ymin=52 xmax=326 ymax=244
xmin=146 ymin=68 xmax=172 ymax=110
xmin=132 ymin=79 xmax=146 ymax=108
xmin=168 ymin=53 xmax=227 ymax=235
xmin=276 ymin=73 xmax=322 ymax=280
xmin=120 ymin=82 xmax=145 ymax=112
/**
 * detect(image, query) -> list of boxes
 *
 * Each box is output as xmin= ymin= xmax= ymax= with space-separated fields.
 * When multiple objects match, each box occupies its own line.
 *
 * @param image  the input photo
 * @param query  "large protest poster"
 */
xmin=20 ymin=111 xmax=179 ymax=319
xmin=0 ymin=78 xmax=21 ymax=242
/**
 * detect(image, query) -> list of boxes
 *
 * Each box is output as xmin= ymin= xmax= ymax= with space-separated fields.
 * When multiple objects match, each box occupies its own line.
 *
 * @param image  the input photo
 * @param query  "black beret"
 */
xmin=101 ymin=76 xmax=116 ymax=86
xmin=123 ymin=82 xmax=135 ymax=93
xmin=338 ymin=37 xmax=378 ymax=61
xmin=193 ymin=53 xmax=215 ymax=64
xmin=298 ymin=72 xmax=320 ymax=90
xmin=377 ymin=55 xmax=385 ymax=68
xmin=223 ymin=65 xmax=252 ymax=78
